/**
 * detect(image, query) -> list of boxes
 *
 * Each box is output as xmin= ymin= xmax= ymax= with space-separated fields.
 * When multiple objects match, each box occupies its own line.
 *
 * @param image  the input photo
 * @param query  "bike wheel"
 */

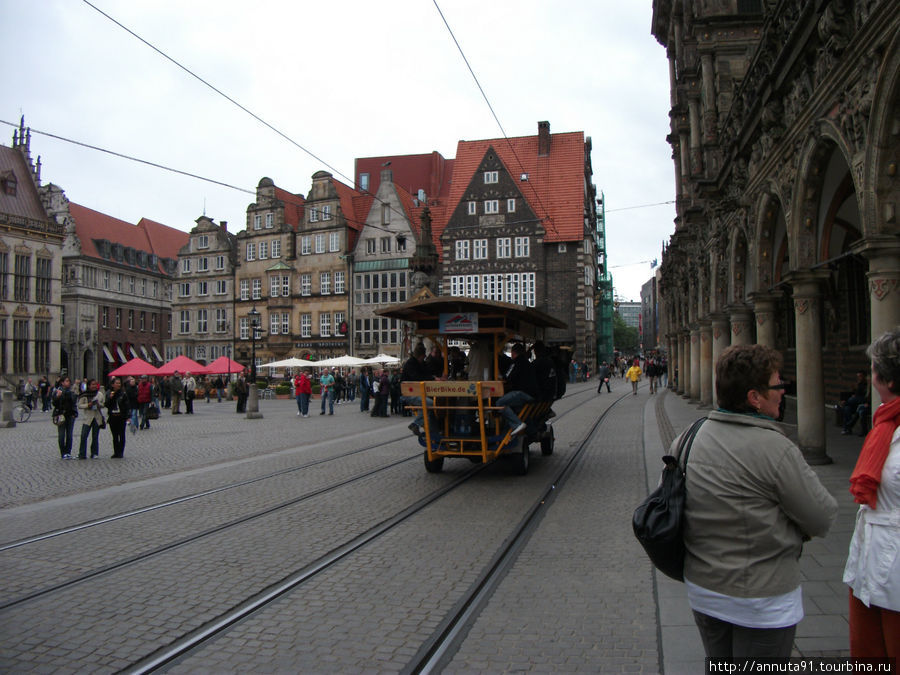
xmin=14 ymin=405 xmax=30 ymax=423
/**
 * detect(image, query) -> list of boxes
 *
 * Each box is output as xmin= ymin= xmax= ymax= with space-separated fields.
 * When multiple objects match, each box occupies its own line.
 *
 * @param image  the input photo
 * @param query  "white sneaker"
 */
xmin=297 ymin=412 xmax=301 ymax=416
xmin=511 ymin=423 xmax=527 ymax=436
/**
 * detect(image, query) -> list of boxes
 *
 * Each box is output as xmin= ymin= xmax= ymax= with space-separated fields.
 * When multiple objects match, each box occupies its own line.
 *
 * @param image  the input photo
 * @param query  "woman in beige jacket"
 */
xmin=681 ymin=344 xmax=838 ymax=658
xmin=76 ymin=379 xmax=105 ymax=459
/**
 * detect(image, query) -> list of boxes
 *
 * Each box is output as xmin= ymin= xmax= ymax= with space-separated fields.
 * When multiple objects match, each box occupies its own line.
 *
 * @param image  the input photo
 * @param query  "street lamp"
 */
xmin=248 ymin=306 xmax=260 ymax=383
xmin=246 ymin=306 xmax=263 ymax=420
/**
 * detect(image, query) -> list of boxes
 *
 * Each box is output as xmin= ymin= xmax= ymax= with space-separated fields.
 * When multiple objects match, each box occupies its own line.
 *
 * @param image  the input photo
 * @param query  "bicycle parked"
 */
xmin=13 ymin=399 xmax=33 ymax=423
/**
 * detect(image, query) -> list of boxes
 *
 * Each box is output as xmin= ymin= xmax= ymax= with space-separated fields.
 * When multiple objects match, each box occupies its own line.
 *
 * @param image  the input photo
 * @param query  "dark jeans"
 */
xmin=139 ymin=402 xmax=151 ymax=429
xmin=185 ymin=394 xmax=194 ymax=414
xmin=321 ymin=391 xmax=334 ymax=414
xmin=57 ymin=416 xmax=75 ymax=456
xmin=371 ymin=395 xmax=388 ymax=417
xmin=359 ymin=388 xmax=370 ymax=412
xmin=692 ymin=610 xmax=796 ymax=658
xmin=296 ymin=393 xmax=310 ymax=415
xmin=108 ymin=416 xmax=127 ymax=457
xmin=78 ymin=421 xmax=102 ymax=458
xmin=496 ymin=390 xmax=534 ymax=428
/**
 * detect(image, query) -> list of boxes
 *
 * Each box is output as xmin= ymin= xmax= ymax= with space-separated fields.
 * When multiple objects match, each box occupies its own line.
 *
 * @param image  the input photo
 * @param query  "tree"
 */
xmin=613 ymin=313 xmax=640 ymax=353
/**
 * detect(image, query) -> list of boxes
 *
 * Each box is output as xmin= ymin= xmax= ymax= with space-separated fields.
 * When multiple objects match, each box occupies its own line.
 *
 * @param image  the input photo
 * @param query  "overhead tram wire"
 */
xmin=431 ymin=0 xmax=558 ymax=238
xmin=606 ymin=200 xmax=675 ymax=213
xmin=80 ymin=0 xmax=414 ymax=231
xmin=0 ymin=119 xmax=254 ymax=196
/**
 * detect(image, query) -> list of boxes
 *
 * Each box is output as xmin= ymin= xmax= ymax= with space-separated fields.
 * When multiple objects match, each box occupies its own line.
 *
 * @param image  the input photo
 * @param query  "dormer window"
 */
xmin=309 ymin=207 xmax=319 ymax=223
xmin=322 ymin=205 xmax=332 ymax=220
xmin=484 ymin=171 xmax=498 ymax=184
xmin=1 ymin=171 xmax=16 ymax=196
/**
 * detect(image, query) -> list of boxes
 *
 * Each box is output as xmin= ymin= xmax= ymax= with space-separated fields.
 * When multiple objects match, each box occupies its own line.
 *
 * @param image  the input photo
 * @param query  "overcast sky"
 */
xmin=1 ymin=0 xmax=675 ymax=301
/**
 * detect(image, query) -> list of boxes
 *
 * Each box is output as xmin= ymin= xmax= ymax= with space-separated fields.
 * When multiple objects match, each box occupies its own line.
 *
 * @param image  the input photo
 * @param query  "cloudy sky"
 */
xmin=1 ymin=0 xmax=674 ymax=301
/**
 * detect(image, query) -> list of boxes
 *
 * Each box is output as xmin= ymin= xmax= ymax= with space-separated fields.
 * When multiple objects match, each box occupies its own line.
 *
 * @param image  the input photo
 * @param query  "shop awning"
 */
xmin=116 ymin=345 xmax=127 ymax=362
xmin=151 ymin=346 xmax=163 ymax=362
xmin=140 ymin=345 xmax=150 ymax=360
xmin=129 ymin=345 xmax=138 ymax=358
xmin=102 ymin=345 xmax=115 ymax=363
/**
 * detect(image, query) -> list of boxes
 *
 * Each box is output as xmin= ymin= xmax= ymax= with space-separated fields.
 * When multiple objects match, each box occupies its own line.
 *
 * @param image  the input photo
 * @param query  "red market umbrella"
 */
xmin=204 ymin=356 xmax=246 ymax=374
xmin=108 ymin=357 xmax=159 ymax=377
xmin=154 ymin=355 xmax=208 ymax=376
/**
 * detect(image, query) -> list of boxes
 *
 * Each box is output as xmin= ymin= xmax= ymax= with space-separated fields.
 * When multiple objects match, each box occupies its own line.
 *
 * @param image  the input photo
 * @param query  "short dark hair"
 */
xmin=867 ymin=328 xmax=900 ymax=395
xmin=715 ymin=344 xmax=783 ymax=412
xmin=413 ymin=344 xmax=426 ymax=358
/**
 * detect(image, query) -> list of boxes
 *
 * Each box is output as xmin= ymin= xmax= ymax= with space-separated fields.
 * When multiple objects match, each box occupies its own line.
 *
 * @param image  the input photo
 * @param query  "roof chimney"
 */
xmin=220 ymin=221 xmax=228 ymax=232
xmin=380 ymin=168 xmax=393 ymax=184
xmin=538 ymin=121 xmax=551 ymax=156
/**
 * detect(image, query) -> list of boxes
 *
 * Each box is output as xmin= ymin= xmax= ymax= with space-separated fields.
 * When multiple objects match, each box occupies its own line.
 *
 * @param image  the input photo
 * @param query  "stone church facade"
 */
xmin=652 ymin=0 xmax=899 ymax=462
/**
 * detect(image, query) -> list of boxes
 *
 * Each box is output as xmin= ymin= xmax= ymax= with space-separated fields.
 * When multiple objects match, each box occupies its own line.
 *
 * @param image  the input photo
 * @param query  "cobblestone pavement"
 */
xmin=0 ymin=383 xmax=863 ymax=672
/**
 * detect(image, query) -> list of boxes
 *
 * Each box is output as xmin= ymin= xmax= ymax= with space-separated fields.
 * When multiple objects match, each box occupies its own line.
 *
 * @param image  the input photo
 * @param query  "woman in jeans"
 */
xmin=52 ymin=376 xmax=78 ymax=459
xmin=682 ymin=344 xmax=837 ymax=658
xmin=76 ymin=379 xmax=105 ymax=459
xmin=105 ymin=377 xmax=130 ymax=458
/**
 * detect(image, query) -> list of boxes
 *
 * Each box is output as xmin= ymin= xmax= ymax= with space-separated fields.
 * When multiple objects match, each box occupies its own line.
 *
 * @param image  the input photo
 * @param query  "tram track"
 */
xmin=0 ymin=386 xmax=605 ymax=673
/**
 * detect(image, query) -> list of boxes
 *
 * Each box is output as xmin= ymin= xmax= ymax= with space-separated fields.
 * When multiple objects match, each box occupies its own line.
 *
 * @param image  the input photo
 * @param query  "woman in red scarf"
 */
xmin=843 ymin=328 xmax=900 ymax=658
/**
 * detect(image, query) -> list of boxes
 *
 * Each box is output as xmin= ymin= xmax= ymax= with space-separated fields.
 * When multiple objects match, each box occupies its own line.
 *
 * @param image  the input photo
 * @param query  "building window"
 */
xmin=468 ymin=201 xmax=476 ymax=215
xmin=253 ymin=214 xmax=262 ymax=230
xmin=359 ymin=173 xmax=369 ymax=191
xmin=101 ymin=306 xmax=109 ymax=328
xmin=334 ymin=311 xmax=345 ymax=335
xmin=507 ymin=198 xmax=516 ymax=213
xmin=334 ymin=271 xmax=345 ymax=294
xmin=129 ymin=276 xmax=135 ymax=294
xmin=239 ymin=279 xmax=249 ymax=301
xmin=215 ymin=254 xmax=226 ymax=270
xmin=128 ymin=310 xmax=134 ymax=330
xmin=270 ymin=276 xmax=280 ymax=297
xmin=270 ymin=313 xmax=279 ymax=335
xmin=239 ymin=317 xmax=249 ymax=340
xmin=215 ymin=280 xmax=227 ymax=295
xmin=197 ymin=309 xmax=208 ymax=333
xmin=484 ymin=200 xmax=499 ymax=214
xmin=496 ymin=238 xmax=511 ymax=258
xmin=140 ymin=278 xmax=146 ymax=296
xmin=320 ymin=272 xmax=330 ymax=295
xmin=13 ymin=319 xmax=28 ymax=372
xmin=13 ymin=254 xmax=30 ymax=302
xmin=382 ymin=204 xmax=390 ymax=225
xmin=514 ymin=236 xmax=530 ymax=258
xmin=329 ymin=231 xmax=340 ymax=252
xmin=366 ymin=239 xmax=376 ymax=254
xmin=258 ymin=241 xmax=268 ymax=260
xmin=198 ymin=257 xmax=209 ymax=271
xmin=484 ymin=170 xmax=498 ymax=184
xmin=246 ymin=243 xmax=256 ymax=261
xmin=216 ymin=308 xmax=227 ymax=333
xmin=35 ymin=257 xmax=52 ymax=303
xmin=320 ymin=313 xmax=331 ymax=337
xmin=151 ymin=313 xmax=157 ymax=333
xmin=381 ymin=237 xmax=391 ymax=253
xmin=315 ymin=234 xmax=325 ymax=254
xmin=473 ymin=239 xmax=488 ymax=260
xmin=34 ymin=319 xmax=50 ymax=374
xmin=180 ymin=310 xmax=190 ymax=334
xmin=115 ymin=309 xmax=121 ymax=329
xmin=301 ymin=236 xmax=311 ymax=255
xmin=322 ymin=205 xmax=332 ymax=220
xmin=281 ymin=275 xmax=290 ymax=297
xmin=300 ymin=273 xmax=311 ymax=296
xmin=179 ymin=282 xmax=191 ymax=298
xmin=271 ymin=239 xmax=281 ymax=258
xmin=300 ymin=313 xmax=311 ymax=337
xmin=117 ymin=274 xmax=123 ymax=292
xmin=101 ymin=269 xmax=109 ymax=291
xmin=251 ymin=278 xmax=261 ymax=300
xmin=196 ymin=234 xmax=209 ymax=249
xmin=265 ymin=213 xmax=274 ymax=228
xmin=197 ymin=281 xmax=209 ymax=296
xmin=455 ymin=240 xmax=470 ymax=260
xmin=140 ymin=311 xmax=146 ymax=331
xmin=558 ymin=243 xmax=567 ymax=253
xmin=152 ymin=281 xmax=158 ymax=298
xmin=182 ymin=258 xmax=191 ymax=274
xmin=309 ymin=207 xmax=319 ymax=223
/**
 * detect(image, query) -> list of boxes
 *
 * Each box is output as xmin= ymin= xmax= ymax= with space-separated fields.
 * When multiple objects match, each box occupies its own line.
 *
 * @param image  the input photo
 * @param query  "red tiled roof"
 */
xmin=436 ymin=130 xmax=587 ymax=245
xmin=332 ymin=179 xmax=372 ymax=253
xmin=0 ymin=144 xmax=48 ymax=222
xmin=69 ymin=202 xmax=187 ymax=274
xmin=354 ymin=152 xmax=453 ymax=203
xmin=274 ymin=187 xmax=306 ymax=229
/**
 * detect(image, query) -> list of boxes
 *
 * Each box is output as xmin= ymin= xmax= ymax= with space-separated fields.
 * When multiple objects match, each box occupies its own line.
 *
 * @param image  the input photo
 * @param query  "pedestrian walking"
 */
xmin=38 ymin=375 xmax=50 ymax=412
xmin=125 ymin=376 xmax=139 ymax=434
xmin=76 ymin=379 xmax=105 ymax=459
xmin=319 ymin=368 xmax=335 ymax=415
xmin=52 ymin=376 xmax=78 ymax=459
xmin=843 ymin=328 xmax=900 ymax=658
xmin=137 ymin=375 xmax=152 ymax=429
xmin=625 ymin=359 xmax=642 ymax=395
xmin=183 ymin=372 xmax=196 ymax=414
xmin=105 ymin=377 xmax=130 ymax=458
xmin=170 ymin=371 xmax=183 ymax=414
xmin=234 ymin=375 xmax=248 ymax=413
xmin=294 ymin=370 xmax=311 ymax=417
xmin=359 ymin=367 xmax=372 ymax=412
xmin=596 ymin=361 xmax=612 ymax=393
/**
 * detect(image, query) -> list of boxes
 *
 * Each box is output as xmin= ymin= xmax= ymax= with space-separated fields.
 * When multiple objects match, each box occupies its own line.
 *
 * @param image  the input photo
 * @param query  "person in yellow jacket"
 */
xmin=625 ymin=360 xmax=643 ymax=395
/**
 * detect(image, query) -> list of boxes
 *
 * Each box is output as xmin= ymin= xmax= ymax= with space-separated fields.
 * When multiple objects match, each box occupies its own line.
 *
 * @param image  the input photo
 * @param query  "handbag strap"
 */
xmin=676 ymin=417 xmax=707 ymax=475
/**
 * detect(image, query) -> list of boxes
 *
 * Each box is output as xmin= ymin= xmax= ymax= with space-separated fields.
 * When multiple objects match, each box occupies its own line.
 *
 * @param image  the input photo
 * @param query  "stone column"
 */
xmin=710 ymin=314 xmax=730 ymax=408
xmin=750 ymin=292 xmax=782 ymax=347
xmin=699 ymin=321 xmax=713 ymax=407
xmin=789 ymin=271 xmax=832 ymax=465
xmin=854 ymin=236 xmax=900 ymax=410
xmin=679 ymin=331 xmax=689 ymax=396
xmin=690 ymin=326 xmax=701 ymax=402
xmin=728 ymin=305 xmax=754 ymax=346
xmin=668 ymin=335 xmax=677 ymax=390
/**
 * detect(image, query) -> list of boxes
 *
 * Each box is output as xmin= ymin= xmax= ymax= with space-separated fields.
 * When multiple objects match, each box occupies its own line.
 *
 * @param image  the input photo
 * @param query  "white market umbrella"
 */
xmin=311 ymin=355 xmax=367 ymax=368
xmin=359 ymin=353 xmax=401 ymax=365
xmin=261 ymin=357 xmax=317 ymax=369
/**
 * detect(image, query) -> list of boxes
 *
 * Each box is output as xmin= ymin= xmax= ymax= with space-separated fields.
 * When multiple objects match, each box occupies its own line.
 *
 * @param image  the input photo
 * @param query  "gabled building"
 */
xmin=291 ymin=171 xmax=369 ymax=362
xmin=56 ymin=197 xmax=186 ymax=383
xmin=232 ymin=177 xmax=305 ymax=372
xmin=0 ymin=119 xmax=64 ymax=381
xmin=167 ymin=216 xmax=236 ymax=365
xmin=350 ymin=168 xmax=426 ymax=358
xmin=437 ymin=121 xmax=599 ymax=367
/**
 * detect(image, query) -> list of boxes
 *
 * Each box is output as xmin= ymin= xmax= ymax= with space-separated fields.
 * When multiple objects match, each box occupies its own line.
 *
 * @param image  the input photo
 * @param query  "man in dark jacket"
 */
xmin=532 ymin=341 xmax=558 ymax=402
xmin=496 ymin=342 xmax=538 ymax=436
xmin=597 ymin=361 xmax=612 ymax=393
xmin=400 ymin=343 xmax=436 ymax=436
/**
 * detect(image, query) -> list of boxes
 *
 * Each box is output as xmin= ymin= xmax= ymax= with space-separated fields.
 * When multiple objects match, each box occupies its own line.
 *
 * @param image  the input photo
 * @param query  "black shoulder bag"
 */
xmin=632 ymin=416 xmax=706 ymax=582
